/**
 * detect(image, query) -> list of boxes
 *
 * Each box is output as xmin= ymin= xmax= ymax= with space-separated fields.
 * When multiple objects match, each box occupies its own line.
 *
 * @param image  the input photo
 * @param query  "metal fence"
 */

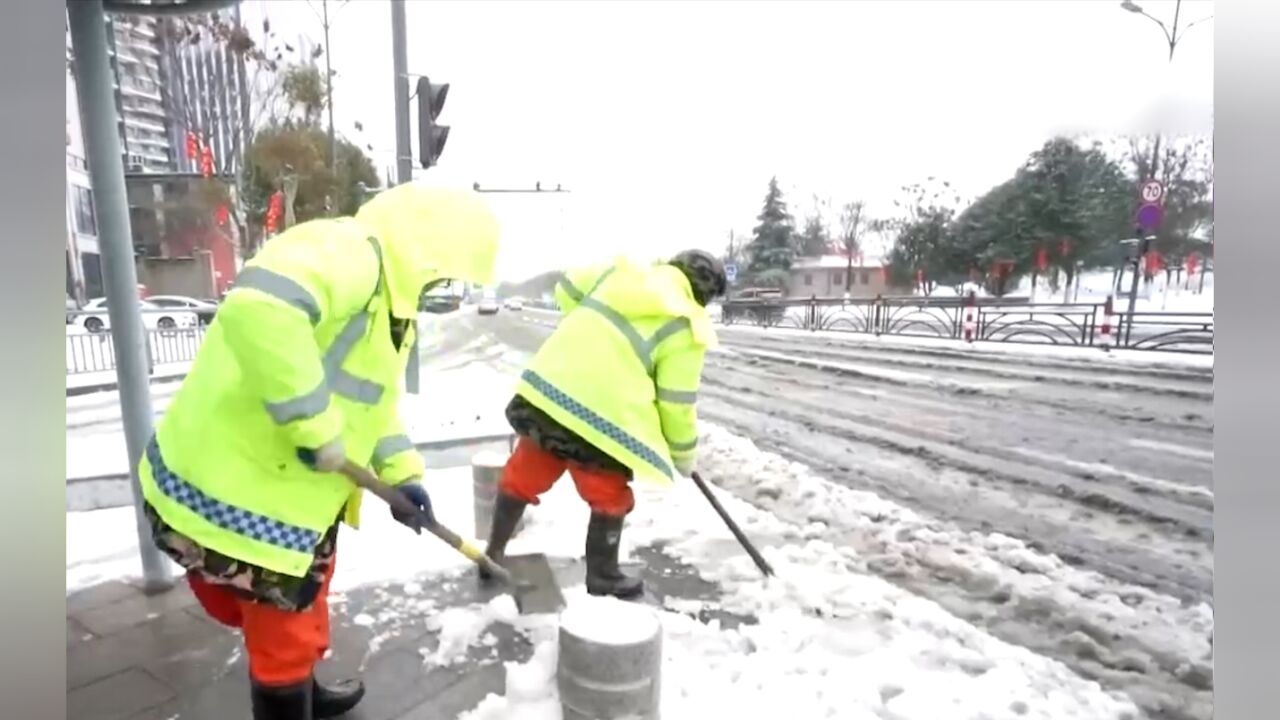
xmin=719 ymin=295 xmax=1213 ymax=354
xmin=67 ymin=322 xmax=208 ymax=376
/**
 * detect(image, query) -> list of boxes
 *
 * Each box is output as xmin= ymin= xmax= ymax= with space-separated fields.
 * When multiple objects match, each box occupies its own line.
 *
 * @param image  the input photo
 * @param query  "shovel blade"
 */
xmin=504 ymin=553 xmax=565 ymax=614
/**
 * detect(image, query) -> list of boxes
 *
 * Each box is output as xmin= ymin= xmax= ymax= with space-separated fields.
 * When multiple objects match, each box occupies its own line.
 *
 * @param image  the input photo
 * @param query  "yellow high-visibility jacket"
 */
xmin=515 ymin=258 xmax=716 ymax=482
xmin=139 ymin=186 xmax=499 ymax=578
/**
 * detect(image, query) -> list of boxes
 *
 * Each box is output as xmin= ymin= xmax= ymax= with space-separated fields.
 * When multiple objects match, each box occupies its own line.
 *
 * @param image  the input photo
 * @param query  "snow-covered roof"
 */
xmin=792 ymin=254 xmax=885 ymax=270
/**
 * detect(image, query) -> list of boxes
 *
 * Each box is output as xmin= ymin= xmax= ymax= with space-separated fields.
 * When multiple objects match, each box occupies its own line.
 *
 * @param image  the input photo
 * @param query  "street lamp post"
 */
xmin=1119 ymin=0 xmax=1214 ymax=179
xmin=1119 ymin=0 xmax=1214 ymax=63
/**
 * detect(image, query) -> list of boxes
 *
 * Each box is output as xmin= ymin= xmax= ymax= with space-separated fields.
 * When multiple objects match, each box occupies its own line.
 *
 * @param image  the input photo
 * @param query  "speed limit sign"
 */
xmin=1140 ymin=180 xmax=1165 ymax=205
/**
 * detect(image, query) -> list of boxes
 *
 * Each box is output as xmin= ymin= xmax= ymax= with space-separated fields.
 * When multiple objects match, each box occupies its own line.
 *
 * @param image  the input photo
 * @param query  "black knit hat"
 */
xmin=669 ymin=249 xmax=727 ymax=306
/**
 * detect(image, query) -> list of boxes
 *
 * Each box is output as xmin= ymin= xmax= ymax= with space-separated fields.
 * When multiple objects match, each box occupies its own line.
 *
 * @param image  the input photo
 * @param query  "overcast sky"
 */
xmin=238 ymin=0 xmax=1214 ymax=282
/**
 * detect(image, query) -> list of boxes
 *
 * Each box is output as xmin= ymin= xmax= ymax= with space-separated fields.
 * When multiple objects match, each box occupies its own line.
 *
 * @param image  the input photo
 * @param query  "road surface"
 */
xmin=65 ymin=307 xmax=1215 ymax=719
xmin=458 ymin=307 xmax=1215 ymax=720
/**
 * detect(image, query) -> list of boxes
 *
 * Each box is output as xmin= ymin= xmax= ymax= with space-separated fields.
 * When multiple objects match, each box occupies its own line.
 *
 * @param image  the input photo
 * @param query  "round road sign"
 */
xmin=1136 ymin=203 xmax=1164 ymax=231
xmin=1140 ymin=180 xmax=1165 ymax=205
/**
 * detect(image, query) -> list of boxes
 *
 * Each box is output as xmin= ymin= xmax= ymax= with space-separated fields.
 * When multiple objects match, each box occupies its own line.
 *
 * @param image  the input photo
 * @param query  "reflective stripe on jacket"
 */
xmin=139 ymin=218 xmax=426 ymax=578
xmin=517 ymin=258 xmax=715 ymax=482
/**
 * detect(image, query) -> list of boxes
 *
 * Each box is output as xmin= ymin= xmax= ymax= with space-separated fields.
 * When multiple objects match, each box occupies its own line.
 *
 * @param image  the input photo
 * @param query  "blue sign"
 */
xmin=1136 ymin=203 xmax=1163 ymax=231
xmin=725 ymin=263 xmax=738 ymax=282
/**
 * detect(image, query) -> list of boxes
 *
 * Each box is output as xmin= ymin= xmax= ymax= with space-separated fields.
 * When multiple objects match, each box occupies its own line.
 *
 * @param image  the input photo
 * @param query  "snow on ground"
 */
xmin=452 ymin=435 xmax=1144 ymax=719
xmin=68 ymin=417 xmax=1146 ymax=719
xmin=67 ymin=363 xmax=191 ymax=392
xmin=717 ymin=323 xmax=1214 ymax=369
xmin=691 ymin=426 xmax=1214 ymax=688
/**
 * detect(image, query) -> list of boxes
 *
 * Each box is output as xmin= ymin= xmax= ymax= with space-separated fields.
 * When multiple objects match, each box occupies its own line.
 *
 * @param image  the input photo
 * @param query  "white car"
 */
xmin=76 ymin=297 xmax=199 ymax=334
xmin=503 ymin=297 xmax=525 ymax=311
xmin=147 ymin=294 xmax=220 ymax=325
xmin=477 ymin=297 xmax=501 ymax=315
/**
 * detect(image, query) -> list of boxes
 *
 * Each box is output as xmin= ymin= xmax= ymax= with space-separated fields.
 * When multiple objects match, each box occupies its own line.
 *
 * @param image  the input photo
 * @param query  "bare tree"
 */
xmin=837 ymin=201 xmax=867 ymax=293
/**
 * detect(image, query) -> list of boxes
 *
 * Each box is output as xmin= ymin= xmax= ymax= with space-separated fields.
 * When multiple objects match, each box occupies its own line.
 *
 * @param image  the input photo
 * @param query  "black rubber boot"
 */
xmin=478 ymin=493 xmax=528 ymax=583
xmin=584 ymin=513 xmax=645 ymax=599
xmin=314 ymin=677 xmax=365 ymax=718
xmin=250 ymin=679 xmax=313 ymax=720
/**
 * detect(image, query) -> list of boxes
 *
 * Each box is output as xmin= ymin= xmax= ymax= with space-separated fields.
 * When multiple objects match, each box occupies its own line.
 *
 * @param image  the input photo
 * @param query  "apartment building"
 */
xmin=66 ymin=9 xmax=250 ymax=302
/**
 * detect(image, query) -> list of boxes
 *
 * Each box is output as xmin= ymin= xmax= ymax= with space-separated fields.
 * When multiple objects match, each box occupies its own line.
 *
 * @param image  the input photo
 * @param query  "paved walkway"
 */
xmin=67 ymin=546 xmax=749 ymax=720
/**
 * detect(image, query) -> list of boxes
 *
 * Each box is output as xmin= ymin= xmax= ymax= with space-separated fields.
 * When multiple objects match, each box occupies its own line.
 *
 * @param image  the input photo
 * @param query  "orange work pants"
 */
xmin=499 ymin=437 xmax=634 ymax=517
xmin=186 ymin=554 xmax=335 ymax=687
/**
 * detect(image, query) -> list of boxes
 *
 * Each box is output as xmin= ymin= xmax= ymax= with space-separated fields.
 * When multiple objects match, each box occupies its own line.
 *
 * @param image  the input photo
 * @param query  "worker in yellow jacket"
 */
xmin=137 ymin=184 xmax=499 ymax=720
xmin=480 ymin=250 xmax=726 ymax=598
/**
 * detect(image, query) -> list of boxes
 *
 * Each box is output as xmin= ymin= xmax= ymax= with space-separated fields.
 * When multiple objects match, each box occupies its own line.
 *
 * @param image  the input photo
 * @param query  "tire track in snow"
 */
xmin=697 ymin=426 xmax=1214 ymax=720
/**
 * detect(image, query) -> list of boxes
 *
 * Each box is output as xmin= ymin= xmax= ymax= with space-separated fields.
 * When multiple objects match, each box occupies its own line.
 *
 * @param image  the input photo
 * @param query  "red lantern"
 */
xmin=1186 ymin=253 xmax=1200 ymax=276
xmin=1144 ymin=250 xmax=1163 ymax=275
xmin=216 ymin=204 xmax=229 ymax=226
xmin=185 ymin=132 xmax=199 ymax=160
xmin=200 ymin=146 xmax=214 ymax=178
xmin=1036 ymin=247 xmax=1048 ymax=272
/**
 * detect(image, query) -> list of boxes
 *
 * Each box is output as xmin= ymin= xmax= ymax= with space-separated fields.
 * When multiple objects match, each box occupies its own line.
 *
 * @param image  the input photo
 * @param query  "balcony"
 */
xmin=124 ymin=115 xmax=167 ymax=134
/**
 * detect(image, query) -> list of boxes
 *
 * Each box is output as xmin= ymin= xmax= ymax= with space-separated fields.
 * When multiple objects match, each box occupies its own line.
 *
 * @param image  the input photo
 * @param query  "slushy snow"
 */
xmin=67 ymin=352 xmax=1181 ymax=719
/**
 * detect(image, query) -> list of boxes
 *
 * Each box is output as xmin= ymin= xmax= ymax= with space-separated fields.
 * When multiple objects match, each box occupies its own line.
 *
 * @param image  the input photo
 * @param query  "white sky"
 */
xmin=238 ymin=0 xmax=1214 ymax=281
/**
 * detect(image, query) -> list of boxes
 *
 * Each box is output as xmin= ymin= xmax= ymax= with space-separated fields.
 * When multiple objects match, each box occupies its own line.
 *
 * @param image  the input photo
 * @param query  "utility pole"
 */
xmin=390 ymin=0 xmax=419 ymax=394
xmin=68 ymin=0 xmax=174 ymax=594
xmin=322 ymin=0 xmax=336 ymax=174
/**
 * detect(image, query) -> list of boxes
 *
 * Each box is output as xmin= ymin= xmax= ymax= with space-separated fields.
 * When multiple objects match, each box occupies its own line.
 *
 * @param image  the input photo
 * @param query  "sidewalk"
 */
xmin=67 ymin=548 xmax=740 ymax=720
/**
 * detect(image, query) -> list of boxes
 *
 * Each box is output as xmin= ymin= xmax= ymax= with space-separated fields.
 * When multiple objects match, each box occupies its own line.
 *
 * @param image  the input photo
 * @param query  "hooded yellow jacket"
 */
xmin=515 ymin=258 xmax=716 ymax=482
xmin=139 ymin=186 xmax=499 ymax=578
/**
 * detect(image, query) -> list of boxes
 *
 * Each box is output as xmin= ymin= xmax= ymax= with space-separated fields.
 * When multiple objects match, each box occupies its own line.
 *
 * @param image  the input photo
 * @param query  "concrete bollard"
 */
xmin=557 ymin=596 xmax=663 ymax=720
xmin=471 ymin=450 xmax=523 ymax=540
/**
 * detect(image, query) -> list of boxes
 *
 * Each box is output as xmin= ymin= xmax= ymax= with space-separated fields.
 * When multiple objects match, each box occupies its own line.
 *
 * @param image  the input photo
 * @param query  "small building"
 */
xmin=786 ymin=255 xmax=898 ymax=299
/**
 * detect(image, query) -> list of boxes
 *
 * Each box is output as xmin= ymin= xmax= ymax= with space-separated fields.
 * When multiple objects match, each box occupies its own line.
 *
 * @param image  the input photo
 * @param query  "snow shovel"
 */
xmin=301 ymin=451 xmax=563 ymax=612
xmin=689 ymin=471 xmax=775 ymax=578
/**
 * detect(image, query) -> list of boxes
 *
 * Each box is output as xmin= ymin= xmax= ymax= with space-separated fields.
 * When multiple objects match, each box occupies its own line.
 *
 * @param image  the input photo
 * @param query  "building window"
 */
xmin=861 ymin=269 xmax=872 ymax=285
xmin=803 ymin=273 xmax=812 ymax=286
xmin=72 ymin=185 xmax=97 ymax=236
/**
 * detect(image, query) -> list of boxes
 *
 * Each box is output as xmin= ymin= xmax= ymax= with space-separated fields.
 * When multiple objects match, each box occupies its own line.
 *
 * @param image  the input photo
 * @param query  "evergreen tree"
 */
xmin=746 ymin=177 xmax=796 ymax=286
xmin=797 ymin=213 xmax=830 ymax=258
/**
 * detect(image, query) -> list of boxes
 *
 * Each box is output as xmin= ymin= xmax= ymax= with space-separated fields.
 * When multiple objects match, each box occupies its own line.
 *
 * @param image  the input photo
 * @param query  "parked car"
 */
xmin=421 ymin=295 xmax=462 ymax=314
xmin=503 ymin=297 xmax=525 ymax=311
xmin=76 ymin=297 xmax=199 ymax=334
xmin=147 ymin=294 xmax=219 ymax=325
xmin=477 ymin=297 xmax=501 ymax=315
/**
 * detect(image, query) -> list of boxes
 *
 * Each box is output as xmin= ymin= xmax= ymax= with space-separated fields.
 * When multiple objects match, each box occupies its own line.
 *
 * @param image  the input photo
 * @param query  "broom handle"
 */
xmin=335 ymin=460 xmax=516 ymax=585
xmin=689 ymin=471 xmax=775 ymax=577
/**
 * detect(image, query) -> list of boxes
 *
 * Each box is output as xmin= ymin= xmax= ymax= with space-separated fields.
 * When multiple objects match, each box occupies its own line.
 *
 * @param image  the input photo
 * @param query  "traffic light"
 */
xmin=416 ymin=76 xmax=450 ymax=168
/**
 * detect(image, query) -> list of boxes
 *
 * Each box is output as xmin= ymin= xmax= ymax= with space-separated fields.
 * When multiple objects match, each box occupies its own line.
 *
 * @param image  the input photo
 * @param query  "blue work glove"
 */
xmin=391 ymin=481 xmax=434 ymax=533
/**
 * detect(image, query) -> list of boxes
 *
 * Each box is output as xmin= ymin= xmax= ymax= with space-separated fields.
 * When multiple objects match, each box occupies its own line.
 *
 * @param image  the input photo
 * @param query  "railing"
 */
xmin=66 ymin=321 xmax=208 ymax=376
xmin=719 ymin=295 xmax=1213 ymax=354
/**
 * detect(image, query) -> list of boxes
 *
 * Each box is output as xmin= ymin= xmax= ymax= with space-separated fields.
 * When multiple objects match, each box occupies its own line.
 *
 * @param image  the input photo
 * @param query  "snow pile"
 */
xmin=691 ymin=424 xmax=1214 ymax=684
xmin=423 ymin=595 xmax=522 ymax=667
xmin=456 ymin=434 xmax=1144 ymax=720
xmin=559 ymin=593 xmax=661 ymax=646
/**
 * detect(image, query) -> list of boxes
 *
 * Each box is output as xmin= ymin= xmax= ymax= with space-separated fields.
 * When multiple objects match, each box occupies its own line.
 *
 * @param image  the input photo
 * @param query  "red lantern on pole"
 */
xmin=200 ymin=146 xmax=214 ymax=178
xmin=185 ymin=132 xmax=199 ymax=160
xmin=1143 ymin=250 xmax=1163 ymax=276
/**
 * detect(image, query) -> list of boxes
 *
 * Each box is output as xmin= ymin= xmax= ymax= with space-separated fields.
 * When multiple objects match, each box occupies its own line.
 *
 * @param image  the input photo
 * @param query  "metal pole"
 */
xmin=391 ymin=0 xmax=420 ymax=394
xmin=323 ymin=0 xmax=337 ymax=174
xmin=68 ymin=0 xmax=174 ymax=594
xmin=1124 ymin=234 xmax=1149 ymax=348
